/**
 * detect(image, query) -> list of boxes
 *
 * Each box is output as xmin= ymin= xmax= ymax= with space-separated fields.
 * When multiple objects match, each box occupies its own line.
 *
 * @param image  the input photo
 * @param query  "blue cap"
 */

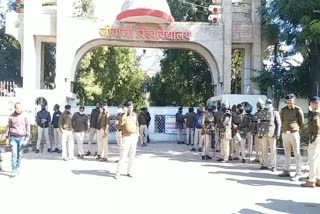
xmin=65 ymin=105 xmax=71 ymax=109
xmin=310 ymin=96 xmax=320 ymax=103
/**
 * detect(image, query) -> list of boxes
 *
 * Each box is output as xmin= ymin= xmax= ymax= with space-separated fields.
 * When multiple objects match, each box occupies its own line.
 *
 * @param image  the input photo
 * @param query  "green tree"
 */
xmin=74 ymin=47 xmax=148 ymax=108
xmin=149 ymin=49 xmax=213 ymax=106
xmin=260 ymin=0 xmax=320 ymax=96
xmin=0 ymin=13 xmax=21 ymax=83
xmin=167 ymin=0 xmax=209 ymax=22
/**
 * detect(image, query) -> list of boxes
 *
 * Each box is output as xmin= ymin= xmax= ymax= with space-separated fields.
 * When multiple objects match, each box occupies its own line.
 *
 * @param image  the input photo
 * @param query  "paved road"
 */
xmin=0 ymin=143 xmax=319 ymax=214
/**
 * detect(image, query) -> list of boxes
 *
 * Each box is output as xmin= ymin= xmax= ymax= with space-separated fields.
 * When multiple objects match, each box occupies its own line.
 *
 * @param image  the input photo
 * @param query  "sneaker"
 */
xmin=233 ymin=157 xmax=240 ymax=161
xmin=96 ymin=155 xmax=101 ymax=160
xmin=52 ymin=148 xmax=59 ymax=153
xmin=35 ymin=149 xmax=40 ymax=153
xmin=198 ymin=148 xmax=202 ymax=152
xmin=47 ymin=148 xmax=52 ymax=153
xmin=228 ymin=156 xmax=233 ymax=161
xmin=260 ymin=166 xmax=268 ymax=170
xmin=190 ymin=148 xmax=196 ymax=152
xmin=63 ymin=158 xmax=68 ymax=161
xmin=217 ymin=158 xmax=224 ymax=162
xmin=278 ymin=170 xmax=290 ymax=177
xmin=290 ymin=174 xmax=302 ymax=181
xmin=205 ymin=155 xmax=212 ymax=160
xmin=271 ymin=167 xmax=276 ymax=172
xmin=85 ymin=151 xmax=91 ymax=156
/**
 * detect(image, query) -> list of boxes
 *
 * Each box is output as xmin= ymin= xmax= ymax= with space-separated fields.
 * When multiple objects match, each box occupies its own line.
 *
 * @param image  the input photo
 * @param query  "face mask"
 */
xmin=79 ymin=111 xmax=85 ymax=115
xmin=41 ymin=107 xmax=46 ymax=111
xmin=265 ymin=104 xmax=272 ymax=110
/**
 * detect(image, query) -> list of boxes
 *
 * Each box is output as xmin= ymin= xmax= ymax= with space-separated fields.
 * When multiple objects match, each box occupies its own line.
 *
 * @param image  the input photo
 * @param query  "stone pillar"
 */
xmin=222 ymin=0 xmax=232 ymax=94
xmin=251 ymin=0 xmax=262 ymax=95
xmin=22 ymin=0 xmax=39 ymax=90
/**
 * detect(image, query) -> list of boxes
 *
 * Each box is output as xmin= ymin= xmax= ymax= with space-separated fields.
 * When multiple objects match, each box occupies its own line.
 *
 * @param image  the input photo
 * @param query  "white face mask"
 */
xmin=265 ymin=104 xmax=272 ymax=110
xmin=79 ymin=111 xmax=85 ymax=115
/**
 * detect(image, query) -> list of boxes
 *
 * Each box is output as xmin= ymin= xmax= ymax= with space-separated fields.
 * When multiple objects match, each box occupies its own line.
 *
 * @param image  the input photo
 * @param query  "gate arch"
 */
xmin=70 ymin=39 xmax=220 ymax=93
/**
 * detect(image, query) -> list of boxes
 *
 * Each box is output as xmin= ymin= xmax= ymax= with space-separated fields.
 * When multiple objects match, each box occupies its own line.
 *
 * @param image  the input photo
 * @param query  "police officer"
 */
xmin=242 ymin=102 xmax=254 ymax=162
xmin=252 ymin=100 xmax=264 ymax=163
xmin=279 ymin=94 xmax=304 ymax=181
xmin=176 ymin=107 xmax=185 ymax=144
xmin=259 ymin=99 xmax=281 ymax=172
xmin=191 ymin=107 xmax=204 ymax=152
xmin=59 ymin=105 xmax=74 ymax=161
xmin=52 ymin=104 xmax=62 ymax=153
xmin=202 ymin=106 xmax=215 ymax=160
xmin=233 ymin=104 xmax=246 ymax=163
xmin=301 ymin=96 xmax=320 ymax=187
xmin=217 ymin=104 xmax=232 ymax=163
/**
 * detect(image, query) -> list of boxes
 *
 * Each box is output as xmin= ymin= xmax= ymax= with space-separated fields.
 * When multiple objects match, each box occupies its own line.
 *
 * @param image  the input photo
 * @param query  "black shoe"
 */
xmin=234 ymin=157 xmax=240 ymax=161
xmin=206 ymin=155 xmax=212 ymax=160
xmin=202 ymin=156 xmax=205 ymax=160
xmin=85 ymin=151 xmax=91 ymax=156
xmin=252 ymin=159 xmax=260 ymax=163
xmin=35 ymin=149 xmax=40 ymax=153
xmin=141 ymin=143 xmax=147 ymax=147
xmin=217 ymin=158 xmax=224 ymax=162
xmin=57 ymin=149 xmax=62 ymax=154
xmin=96 ymin=155 xmax=101 ymax=160
xmin=198 ymin=148 xmax=202 ymax=152
xmin=260 ymin=166 xmax=268 ymax=170
xmin=190 ymin=148 xmax=196 ymax=152
xmin=47 ymin=148 xmax=52 ymax=153
xmin=186 ymin=143 xmax=190 ymax=145
xmin=242 ymin=159 xmax=246 ymax=163
xmin=52 ymin=148 xmax=58 ymax=153
xmin=94 ymin=152 xmax=98 ymax=156
xmin=77 ymin=154 xmax=84 ymax=159
xmin=228 ymin=156 xmax=233 ymax=161
xmin=126 ymin=174 xmax=133 ymax=178
xmin=278 ymin=170 xmax=290 ymax=177
xmin=271 ymin=167 xmax=276 ymax=172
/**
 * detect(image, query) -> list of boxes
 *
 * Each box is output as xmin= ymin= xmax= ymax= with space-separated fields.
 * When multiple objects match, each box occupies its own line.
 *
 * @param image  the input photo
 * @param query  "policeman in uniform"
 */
xmin=217 ymin=104 xmax=232 ymax=163
xmin=258 ymin=99 xmax=281 ymax=172
xmin=279 ymin=94 xmax=304 ymax=181
xmin=301 ymin=96 xmax=320 ymax=187
xmin=202 ymin=106 xmax=215 ymax=160
xmin=233 ymin=104 xmax=246 ymax=163
xmin=242 ymin=102 xmax=254 ymax=162
xmin=252 ymin=101 xmax=264 ymax=163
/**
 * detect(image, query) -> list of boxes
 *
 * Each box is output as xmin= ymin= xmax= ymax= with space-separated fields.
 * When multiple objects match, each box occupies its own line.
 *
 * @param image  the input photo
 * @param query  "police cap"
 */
xmin=310 ymin=96 xmax=320 ymax=103
xmin=65 ymin=105 xmax=71 ymax=110
xmin=286 ymin=93 xmax=296 ymax=100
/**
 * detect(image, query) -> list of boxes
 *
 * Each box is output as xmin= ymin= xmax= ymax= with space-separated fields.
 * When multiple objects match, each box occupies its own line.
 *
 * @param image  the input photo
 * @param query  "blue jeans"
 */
xmin=10 ymin=136 xmax=24 ymax=172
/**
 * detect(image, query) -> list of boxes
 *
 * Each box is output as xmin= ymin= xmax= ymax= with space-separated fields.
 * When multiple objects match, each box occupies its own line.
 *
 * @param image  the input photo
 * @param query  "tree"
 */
xmin=0 ymin=13 xmax=21 ymax=83
xmin=149 ymin=49 xmax=213 ymax=106
xmin=260 ymin=0 xmax=320 ymax=96
xmin=74 ymin=47 xmax=148 ymax=108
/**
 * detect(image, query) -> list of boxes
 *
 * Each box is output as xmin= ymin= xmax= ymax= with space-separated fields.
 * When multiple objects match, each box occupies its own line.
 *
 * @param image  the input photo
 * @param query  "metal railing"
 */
xmin=0 ymin=81 xmax=18 ymax=97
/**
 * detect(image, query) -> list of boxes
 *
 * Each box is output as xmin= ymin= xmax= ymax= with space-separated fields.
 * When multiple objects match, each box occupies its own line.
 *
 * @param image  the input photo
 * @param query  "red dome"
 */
xmin=117 ymin=0 xmax=174 ymax=24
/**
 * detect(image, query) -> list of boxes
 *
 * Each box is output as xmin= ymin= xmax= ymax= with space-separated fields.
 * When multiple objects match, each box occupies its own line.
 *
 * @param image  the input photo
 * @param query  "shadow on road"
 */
xmin=237 ymin=199 xmax=320 ymax=214
xmin=208 ymin=170 xmax=277 ymax=180
xmin=71 ymin=169 xmax=115 ymax=178
xmin=226 ymin=178 xmax=299 ymax=187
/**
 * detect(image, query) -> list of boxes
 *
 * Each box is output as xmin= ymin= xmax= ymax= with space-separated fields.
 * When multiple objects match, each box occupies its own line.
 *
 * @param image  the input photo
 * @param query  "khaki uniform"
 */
xmin=258 ymin=108 xmax=281 ymax=168
xmin=214 ymin=110 xmax=224 ymax=151
xmin=233 ymin=112 xmax=246 ymax=160
xmin=253 ymin=110 xmax=263 ymax=161
xmin=280 ymin=105 xmax=304 ymax=174
xmin=97 ymin=111 xmax=110 ymax=159
xmin=185 ymin=112 xmax=196 ymax=145
xmin=116 ymin=112 xmax=139 ymax=176
xmin=219 ymin=111 xmax=232 ymax=161
xmin=202 ymin=112 xmax=215 ymax=157
xmin=307 ymin=110 xmax=320 ymax=183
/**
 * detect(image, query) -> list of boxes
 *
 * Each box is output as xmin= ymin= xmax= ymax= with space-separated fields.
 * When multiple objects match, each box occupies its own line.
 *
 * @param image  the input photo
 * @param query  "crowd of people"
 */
xmin=175 ymin=93 xmax=320 ymax=188
xmin=1 ymin=93 xmax=320 ymax=188
xmin=0 ymin=100 xmax=149 ymax=179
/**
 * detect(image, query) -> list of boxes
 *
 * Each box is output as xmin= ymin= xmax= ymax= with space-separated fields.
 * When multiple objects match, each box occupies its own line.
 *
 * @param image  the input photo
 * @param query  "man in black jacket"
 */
xmin=52 ymin=104 xmax=62 ymax=153
xmin=85 ymin=102 xmax=100 ymax=156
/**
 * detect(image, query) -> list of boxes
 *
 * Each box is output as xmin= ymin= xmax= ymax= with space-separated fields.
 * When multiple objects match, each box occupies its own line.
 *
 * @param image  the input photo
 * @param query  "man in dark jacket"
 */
xmin=184 ymin=107 xmax=196 ymax=145
xmin=72 ymin=106 xmax=88 ymax=159
xmin=138 ymin=108 xmax=148 ymax=147
xmin=52 ymin=104 xmax=62 ymax=153
xmin=176 ymin=107 xmax=185 ymax=144
xmin=144 ymin=108 xmax=151 ymax=143
xmin=35 ymin=104 xmax=51 ymax=153
xmin=86 ymin=102 xmax=100 ymax=156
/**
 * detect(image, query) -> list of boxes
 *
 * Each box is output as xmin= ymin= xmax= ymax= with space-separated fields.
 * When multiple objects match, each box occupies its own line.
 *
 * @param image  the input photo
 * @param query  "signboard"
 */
xmin=165 ymin=115 xmax=177 ymax=134
xmin=99 ymin=24 xmax=192 ymax=41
